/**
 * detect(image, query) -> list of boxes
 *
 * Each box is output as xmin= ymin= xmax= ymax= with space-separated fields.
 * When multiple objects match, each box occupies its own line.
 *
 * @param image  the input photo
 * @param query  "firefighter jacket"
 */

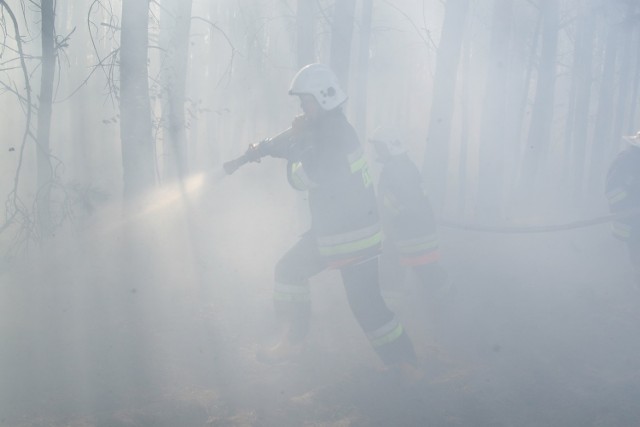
xmin=285 ymin=109 xmax=381 ymax=268
xmin=605 ymin=146 xmax=640 ymax=242
xmin=377 ymin=153 xmax=440 ymax=266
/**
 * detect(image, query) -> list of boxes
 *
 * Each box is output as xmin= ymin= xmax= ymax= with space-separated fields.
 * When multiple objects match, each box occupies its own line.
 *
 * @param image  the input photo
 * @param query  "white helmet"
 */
xmin=623 ymin=130 xmax=640 ymax=148
xmin=369 ymin=126 xmax=407 ymax=158
xmin=289 ymin=63 xmax=347 ymax=111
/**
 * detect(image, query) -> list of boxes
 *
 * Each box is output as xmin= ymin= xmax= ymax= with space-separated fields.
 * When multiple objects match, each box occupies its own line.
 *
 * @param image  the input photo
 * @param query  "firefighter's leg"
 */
xmin=258 ymin=233 xmax=325 ymax=364
xmin=341 ymin=257 xmax=417 ymax=367
xmin=378 ymin=239 xmax=407 ymax=294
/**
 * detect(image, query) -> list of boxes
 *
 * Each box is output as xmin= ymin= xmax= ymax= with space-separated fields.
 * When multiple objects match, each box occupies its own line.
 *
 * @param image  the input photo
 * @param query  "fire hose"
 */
xmin=438 ymin=209 xmax=640 ymax=234
xmin=224 ymin=128 xmax=639 ymax=235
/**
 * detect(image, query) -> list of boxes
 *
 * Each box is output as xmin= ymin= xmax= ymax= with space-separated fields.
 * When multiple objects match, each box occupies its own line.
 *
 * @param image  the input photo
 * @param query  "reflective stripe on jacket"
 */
xmin=285 ymin=110 xmax=381 ymax=268
xmin=318 ymin=224 xmax=382 ymax=268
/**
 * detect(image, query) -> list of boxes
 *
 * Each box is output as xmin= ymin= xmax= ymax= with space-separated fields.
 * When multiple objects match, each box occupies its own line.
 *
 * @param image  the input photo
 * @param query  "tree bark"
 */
xmin=296 ymin=0 xmax=315 ymax=68
xmin=610 ymin=2 xmax=639 ymax=156
xmin=518 ymin=0 xmax=559 ymax=194
xmin=566 ymin=2 xmax=596 ymax=200
xmin=353 ymin=0 xmax=372 ymax=140
xmin=422 ymin=0 xmax=470 ymax=213
xmin=627 ymin=29 xmax=640 ymax=134
xmin=36 ymin=0 xmax=56 ymax=236
xmin=160 ymin=0 xmax=193 ymax=182
xmin=329 ymin=0 xmax=356 ymax=92
xmin=587 ymin=17 xmax=619 ymax=193
xmin=120 ymin=0 xmax=155 ymax=200
xmin=456 ymin=25 xmax=471 ymax=215
xmin=476 ymin=0 xmax=513 ymax=220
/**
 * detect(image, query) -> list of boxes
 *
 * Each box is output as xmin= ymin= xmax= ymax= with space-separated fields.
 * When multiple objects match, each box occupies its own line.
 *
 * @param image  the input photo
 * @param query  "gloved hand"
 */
xmin=280 ymin=115 xmax=312 ymax=161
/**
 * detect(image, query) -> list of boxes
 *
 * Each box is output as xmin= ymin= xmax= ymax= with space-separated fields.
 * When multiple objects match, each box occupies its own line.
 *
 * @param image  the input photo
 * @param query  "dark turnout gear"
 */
xmin=377 ymin=153 xmax=440 ymax=265
xmin=605 ymin=142 xmax=640 ymax=286
xmin=272 ymin=110 xmax=416 ymax=366
xmin=285 ymin=110 xmax=380 ymax=268
xmin=274 ymin=232 xmax=416 ymax=365
xmin=374 ymin=151 xmax=446 ymax=291
xmin=239 ymin=63 xmax=418 ymax=367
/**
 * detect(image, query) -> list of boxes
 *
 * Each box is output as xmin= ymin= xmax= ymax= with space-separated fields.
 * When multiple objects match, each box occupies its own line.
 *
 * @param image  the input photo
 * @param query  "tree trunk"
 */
xmin=510 ymin=13 xmax=541 ymax=187
xmin=160 ymin=0 xmax=193 ymax=182
xmin=627 ymin=30 xmax=640 ymax=133
xmin=518 ymin=0 xmax=559 ymax=195
xmin=120 ymin=0 xmax=155 ymax=200
xmin=610 ymin=2 xmax=639 ymax=156
xmin=587 ymin=17 xmax=619 ymax=193
xmin=329 ymin=0 xmax=356 ymax=92
xmin=296 ymin=0 xmax=315 ymax=68
xmin=476 ymin=0 xmax=513 ymax=220
xmin=422 ymin=0 xmax=470 ymax=213
xmin=36 ymin=0 xmax=55 ymax=237
xmin=566 ymin=2 xmax=596 ymax=200
xmin=456 ymin=25 xmax=471 ymax=216
xmin=353 ymin=0 xmax=372 ymax=139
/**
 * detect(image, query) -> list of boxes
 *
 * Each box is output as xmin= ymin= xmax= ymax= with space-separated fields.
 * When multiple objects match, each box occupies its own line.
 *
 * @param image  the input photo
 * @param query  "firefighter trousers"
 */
xmin=273 ymin=231 xmax=416 ymax=366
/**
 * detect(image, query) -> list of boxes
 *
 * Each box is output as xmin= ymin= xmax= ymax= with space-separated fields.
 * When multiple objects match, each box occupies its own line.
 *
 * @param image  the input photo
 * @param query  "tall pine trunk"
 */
xmin=120 ymin=0 xmax=155 ymax=200
xmin=587 ymin=17 xmax=619 ymax=194
xmin=296 ymin=0 xmax=315 ymax=67
xmin=160 ymin=0 xmax=193 ymax=182
xmin=519 ymin=0 xmax=559 ymax=196
xmin=456 ymin=27 xmax=471 ymax=216
xmin=422 ymin=0 xmax=470 ymax=213
xmin=353 ymin=0 xmax=372 ymax=139
xmin=329 ymin=0 xmax=356 ymax=92
xmin=476 ymin=0 xmax=513 ymax=220
xmin=567 ymin=2 xmax=596 ymax=200
xmin=36 ymin=0 xmax=55 ymax=237
xmin=610 ymin=3 xmax=639 ymax=157
xmin=627 ymin=32 xmax=640 ymax=133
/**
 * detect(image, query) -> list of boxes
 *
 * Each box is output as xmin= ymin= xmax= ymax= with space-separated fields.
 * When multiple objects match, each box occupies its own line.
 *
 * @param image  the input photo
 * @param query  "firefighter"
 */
xmin=605 ymin=130 xmax=640 ymax=288
xmin=368 ymin=127 xmax=449 ymax=294
xmin=257 ymin=64 xmax=418 ymax=373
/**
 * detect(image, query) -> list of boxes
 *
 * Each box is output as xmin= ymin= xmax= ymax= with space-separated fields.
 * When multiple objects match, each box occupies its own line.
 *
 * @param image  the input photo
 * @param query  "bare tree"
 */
xmin=422 ymin=0 xmax=470 ymax=213
xmin=566 ymin=1 xmax=597 ymax=199
xmin=296 ymin=0 xmax=315 ymax=67
xmin=519 ymin=0 xmax=559 ymax=195
xmin=0 ymin=0 xmax=32 ymax=242
xmin=120 ymin=0 xmax=155 ymax=200
xmin=353 ymin=0 xmax=372 ymax=140
xmin=587 ymin=11 xmax=620 ymax=193
xmin=329 ymin=0 xmax=356 ymax=92
xmin=610 ymin=2 xmax=640 ymax=154
xmin=35 ymin=0 xmax=56 ymax=236
xmin=476 ymin=0 xmax=514 ymax=220
xmin=159 ymin=0 xmax=193 ymax=182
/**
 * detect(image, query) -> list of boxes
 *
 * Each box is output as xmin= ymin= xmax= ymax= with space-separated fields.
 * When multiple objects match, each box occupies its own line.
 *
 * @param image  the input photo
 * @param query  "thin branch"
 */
xmin=191 ymin=16 xmax=238 ymax=89
xmin=380 ymin=0 xmax=437 ymax=50
xmin=0 ymin=0 xmax=33 ymax=238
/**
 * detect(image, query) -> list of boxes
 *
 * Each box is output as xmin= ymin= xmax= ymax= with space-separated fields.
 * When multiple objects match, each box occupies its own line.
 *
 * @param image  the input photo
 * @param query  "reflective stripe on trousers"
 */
xmin=274 ymin=281 xmax=311 ymax=302
xmin=612 ymin=221 xmax=632 ymax=240
xmin=395 ymin=234 xmax=440 ymax=266
xmin=366 ymin=315 xmax=404 ymax=348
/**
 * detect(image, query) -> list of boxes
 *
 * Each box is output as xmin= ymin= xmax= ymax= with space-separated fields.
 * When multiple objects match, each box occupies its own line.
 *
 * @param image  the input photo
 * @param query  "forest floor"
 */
xmin=2 ymin=172 xmax=640 ymax=427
